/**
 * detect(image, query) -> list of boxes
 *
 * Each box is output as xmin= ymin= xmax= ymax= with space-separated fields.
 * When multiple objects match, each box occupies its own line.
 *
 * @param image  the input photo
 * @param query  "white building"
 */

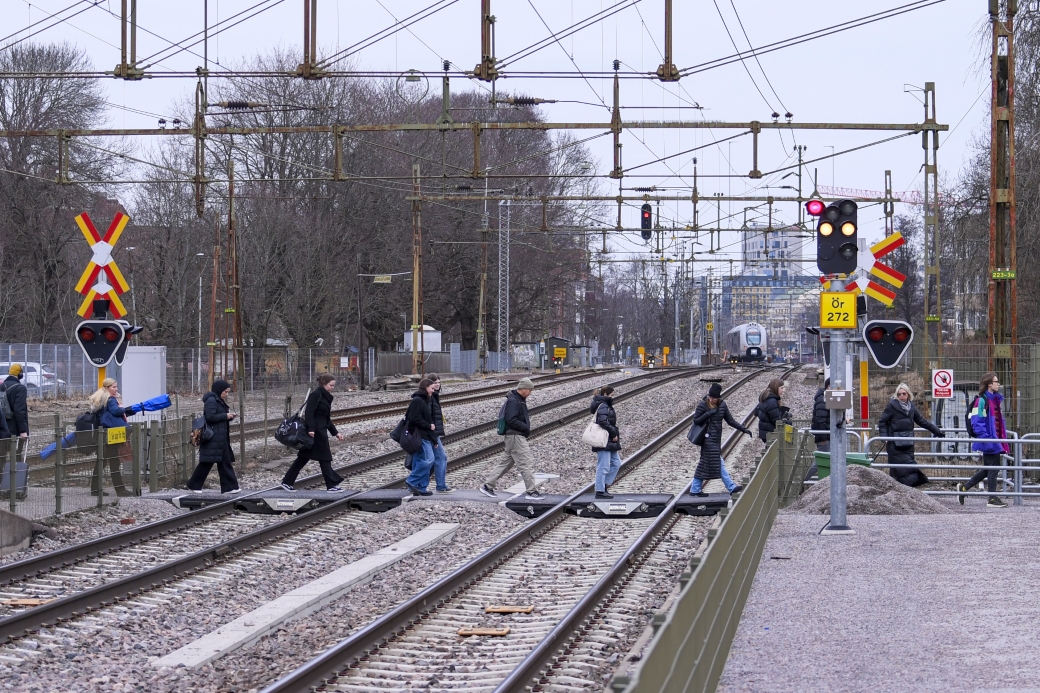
xmin=741 ymin=224 xmax=807 ymax=279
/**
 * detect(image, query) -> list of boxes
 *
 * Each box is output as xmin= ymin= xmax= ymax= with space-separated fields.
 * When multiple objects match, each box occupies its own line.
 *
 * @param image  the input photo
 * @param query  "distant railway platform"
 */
xmin=718 ymin=503 xmax=1040 ymax=692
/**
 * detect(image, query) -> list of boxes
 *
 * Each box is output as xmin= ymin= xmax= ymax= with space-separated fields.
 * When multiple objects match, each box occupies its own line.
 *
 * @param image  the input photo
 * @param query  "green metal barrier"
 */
xmin=616 ymin=437 xmax=780 ymax=693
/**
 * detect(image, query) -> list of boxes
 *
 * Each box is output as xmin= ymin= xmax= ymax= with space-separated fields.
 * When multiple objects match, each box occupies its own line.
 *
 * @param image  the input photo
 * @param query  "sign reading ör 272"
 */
xmin=819 ymin=292 xmax=857 ymax=329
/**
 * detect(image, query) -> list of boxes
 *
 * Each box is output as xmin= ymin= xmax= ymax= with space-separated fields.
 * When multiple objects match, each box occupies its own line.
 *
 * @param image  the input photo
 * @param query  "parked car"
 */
xmin=0 ymin=362 xmax=68 ymax=397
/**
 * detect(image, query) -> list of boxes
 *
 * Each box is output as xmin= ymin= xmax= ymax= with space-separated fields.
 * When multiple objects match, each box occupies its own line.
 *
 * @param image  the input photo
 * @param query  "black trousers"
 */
xmin=91 ymin=441 xmax=131 ymax=496
xmin=187 ymin=446 xmax=239 ymax=493
xmin=966 ymin=453 xmax=1002 ymax=499
xmin=281 ymin=448 xmax=343 ymax=489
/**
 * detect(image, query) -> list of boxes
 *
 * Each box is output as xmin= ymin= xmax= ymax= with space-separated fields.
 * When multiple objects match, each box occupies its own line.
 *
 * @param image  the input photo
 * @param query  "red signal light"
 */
xmin=642 ymin=210 xmax=651 ymax=219
xmin=892 ymin=327 xmax=911 ymax=343
xmin=78 ymin=327 xmax=96 ymax=342
xmin=805 ymin=199 xmax=825 ymax=216
xmin=867 ymin=326 xmax=886 ymax=342
xmin=101 ymin=327 xmax=120 ymax=342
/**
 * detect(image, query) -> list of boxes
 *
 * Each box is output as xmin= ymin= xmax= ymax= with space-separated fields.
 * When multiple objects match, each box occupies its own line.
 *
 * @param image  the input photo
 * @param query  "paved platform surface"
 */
xmin=718 ymin=506 xmax=1040 ymax=693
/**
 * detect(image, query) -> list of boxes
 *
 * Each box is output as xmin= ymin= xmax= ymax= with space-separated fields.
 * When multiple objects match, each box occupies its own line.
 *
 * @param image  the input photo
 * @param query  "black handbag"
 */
xmin=399 ymin=427 xmax=424 ymax=454
xmin=892 ymin=429 xmax=915 ymax=451
xmin=275 ymin=393 xmax=314 ymax=450
xmin=190 ymin=415 xmax=214 ymax=448
xmin=687 ymin=420 xmax=708 ymax=446
xmin=390 ymin=418 xmax=406 ymax=443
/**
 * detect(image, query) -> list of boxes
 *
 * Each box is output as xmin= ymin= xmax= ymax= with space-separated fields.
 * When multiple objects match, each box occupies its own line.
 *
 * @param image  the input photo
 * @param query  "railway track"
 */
xmin=230 ymin=368 xmax=616 ymax=443
xmin=256 ymin=364 xmax=798 ymax=693
xmin=0 ymin=366 xmax=713 ymax=644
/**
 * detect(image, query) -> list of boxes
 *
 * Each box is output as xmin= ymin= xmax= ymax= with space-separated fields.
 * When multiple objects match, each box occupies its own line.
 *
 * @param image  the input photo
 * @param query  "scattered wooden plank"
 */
xmin=2 ymin=598 xmax=55 ymax=607
xmin=485 ymin=605 xmax=533 ymax=614
xmin=457 ymin=627 xmax=510 ymax=637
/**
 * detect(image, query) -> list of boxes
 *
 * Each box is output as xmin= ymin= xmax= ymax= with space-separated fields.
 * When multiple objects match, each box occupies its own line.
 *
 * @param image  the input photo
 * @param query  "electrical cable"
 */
xmin=1 ymin=1 xmax=101 ymax=51
xmin=319 ymin=0 xmax=460 ymax=69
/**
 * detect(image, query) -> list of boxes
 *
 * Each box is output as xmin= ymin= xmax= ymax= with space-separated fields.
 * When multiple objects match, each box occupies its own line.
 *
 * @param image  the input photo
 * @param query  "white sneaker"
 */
xmin=225 ymin=488 xmax=241 ymax=495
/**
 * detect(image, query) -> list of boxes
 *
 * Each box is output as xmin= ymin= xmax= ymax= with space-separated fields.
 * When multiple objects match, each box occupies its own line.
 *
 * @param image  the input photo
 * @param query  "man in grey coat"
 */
xmin=480 ymin=378 xmax=543 ymax=500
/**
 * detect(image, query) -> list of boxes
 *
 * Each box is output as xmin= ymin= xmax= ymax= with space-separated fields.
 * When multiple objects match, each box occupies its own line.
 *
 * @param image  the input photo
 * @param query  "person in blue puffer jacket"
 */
xmin=88 ymin=378 xmax=134 ymax=497
xmin=958 ymin=372 xmax=1009 ymax=508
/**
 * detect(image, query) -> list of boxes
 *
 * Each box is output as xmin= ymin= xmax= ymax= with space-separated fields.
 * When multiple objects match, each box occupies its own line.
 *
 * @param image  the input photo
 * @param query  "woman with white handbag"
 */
xmin=585 ymin=386 xmax=622 ymax=499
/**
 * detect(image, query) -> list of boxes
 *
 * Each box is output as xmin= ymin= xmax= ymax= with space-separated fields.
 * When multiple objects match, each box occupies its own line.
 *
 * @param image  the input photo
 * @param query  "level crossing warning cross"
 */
xmin=820 ymin=231 xmax=907 ymax=307
xmin=73 ymin=212 xmax=130 ymax=318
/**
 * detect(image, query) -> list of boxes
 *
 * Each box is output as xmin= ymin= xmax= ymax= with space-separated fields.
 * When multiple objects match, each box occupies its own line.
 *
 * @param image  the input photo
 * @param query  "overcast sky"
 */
xmin=7 ymin=0 xmax=992 ymax=275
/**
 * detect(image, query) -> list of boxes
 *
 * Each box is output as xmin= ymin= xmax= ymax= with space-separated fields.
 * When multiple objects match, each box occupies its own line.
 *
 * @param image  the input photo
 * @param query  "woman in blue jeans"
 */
xmin=404 ymin=378 xmax=438 ymax=496
xmin=428 ymin=374 xmax=453 ymax=493
xmin=590 ymin=387 xmax=622 ymax=499
xmin=689 ymin=382 xmax=752 ymax=495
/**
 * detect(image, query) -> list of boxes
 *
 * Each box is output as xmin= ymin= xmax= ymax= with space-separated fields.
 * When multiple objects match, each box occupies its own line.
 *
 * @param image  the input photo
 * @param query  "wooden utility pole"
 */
xmin=228 ymin=159 xmax=247 ymax=464
xmin=988 ymin=0 xmax=1017 ymax=405
xmin=411 ymin=164 xmax=424 ymax=375
xmin=207 ymin=219 xmax=221 ymax=383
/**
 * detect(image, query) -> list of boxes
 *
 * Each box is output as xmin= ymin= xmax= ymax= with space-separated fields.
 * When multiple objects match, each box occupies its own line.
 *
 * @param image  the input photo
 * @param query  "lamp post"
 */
xmin=196 ymin=252 xmax=205 ymax=392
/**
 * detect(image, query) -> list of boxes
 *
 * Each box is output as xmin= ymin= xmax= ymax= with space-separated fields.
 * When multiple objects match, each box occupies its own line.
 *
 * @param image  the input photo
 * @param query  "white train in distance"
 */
xmin=723 ymin=322 xmax=767 ymax=363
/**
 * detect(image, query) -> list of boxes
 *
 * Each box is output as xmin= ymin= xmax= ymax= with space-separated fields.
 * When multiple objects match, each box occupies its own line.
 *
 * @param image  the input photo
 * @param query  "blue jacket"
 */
xmin=98 ymin=396 xmax=132 ymax=429
xmin=970 ymin=391 xmax=1008 ymax=455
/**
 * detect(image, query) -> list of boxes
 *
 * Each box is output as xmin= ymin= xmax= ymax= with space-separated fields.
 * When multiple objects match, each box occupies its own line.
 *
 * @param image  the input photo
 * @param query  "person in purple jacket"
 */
xmin=958 ymin=372 xmax=1009 ymax=508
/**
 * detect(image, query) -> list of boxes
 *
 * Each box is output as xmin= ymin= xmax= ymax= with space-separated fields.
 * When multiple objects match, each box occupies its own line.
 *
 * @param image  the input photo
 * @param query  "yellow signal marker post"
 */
xmin=820 ymin=292 xmax=857 ymax=329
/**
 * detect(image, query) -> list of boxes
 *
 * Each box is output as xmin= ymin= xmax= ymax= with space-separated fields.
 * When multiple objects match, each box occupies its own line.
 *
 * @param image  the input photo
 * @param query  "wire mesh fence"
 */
xmin=1 ymin=416 xmax=196 ymax=521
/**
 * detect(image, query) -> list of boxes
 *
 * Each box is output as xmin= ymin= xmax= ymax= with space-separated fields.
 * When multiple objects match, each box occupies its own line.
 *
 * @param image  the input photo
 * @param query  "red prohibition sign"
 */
xmin=934 ymin=371 xmax=952 ymax=388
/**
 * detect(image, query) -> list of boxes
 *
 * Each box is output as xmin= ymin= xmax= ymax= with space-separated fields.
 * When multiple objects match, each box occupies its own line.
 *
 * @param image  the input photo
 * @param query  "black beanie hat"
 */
xmin=707 ymin=382 xmax=723 ymax=398
xmin=212 ymin=379 xmax=232 ymax=395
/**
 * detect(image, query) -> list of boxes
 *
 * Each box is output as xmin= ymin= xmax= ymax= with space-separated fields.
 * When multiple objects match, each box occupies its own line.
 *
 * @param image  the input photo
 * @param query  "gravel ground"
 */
xmin=718 ymin=510 xmax=1040 ymax=693
xmin=785 ymin=465 xmax=950 ymax=515
xmin=0 ymin=498 xmax=195 ymax=567
xmin=3 ymin=502 xmax=527 ymax=693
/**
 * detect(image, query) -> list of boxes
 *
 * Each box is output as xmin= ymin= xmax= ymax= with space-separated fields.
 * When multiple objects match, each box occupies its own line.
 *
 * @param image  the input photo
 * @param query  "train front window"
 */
xmin=746 ymin=329 xmax=761 ymax=346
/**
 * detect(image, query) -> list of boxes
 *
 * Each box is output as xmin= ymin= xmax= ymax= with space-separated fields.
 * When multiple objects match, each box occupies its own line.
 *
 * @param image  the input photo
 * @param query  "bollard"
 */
xmin=148 ymin=420 xmax=159 ymax=493
xmin=1014 ymin=443 xmax=1024 ymax=507
xmin=131 ymin=423 xmax=142 ymax=496
xmin=180 ymin=416 xmax=190 ymax=484
xmin=54 ymin=415 xmax=63 ymax=515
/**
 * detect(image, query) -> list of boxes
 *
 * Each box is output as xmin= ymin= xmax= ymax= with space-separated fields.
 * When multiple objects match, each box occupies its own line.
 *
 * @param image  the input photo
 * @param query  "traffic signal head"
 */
xmin=75 ymin=320 xmax=125 ymax=367
xmin=113 ymin=321 xmax=145 ymax=366
xmin=640 ymin=203 xmax=652 ymax=240
xmin=816 ymin=199 xmax=857 ymax=275
xmin=862 ymin=319 xmax=913 ymax=368
xmin=805 ymin=198 xmax=825 ymax=217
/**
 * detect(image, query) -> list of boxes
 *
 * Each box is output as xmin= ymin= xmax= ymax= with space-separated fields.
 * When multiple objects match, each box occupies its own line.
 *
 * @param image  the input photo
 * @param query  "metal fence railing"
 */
xmin=2 ymin=415 xmax=196 ymax=521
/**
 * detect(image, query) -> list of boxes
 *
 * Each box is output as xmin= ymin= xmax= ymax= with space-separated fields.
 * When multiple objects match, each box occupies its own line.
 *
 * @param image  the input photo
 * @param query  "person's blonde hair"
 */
xmin=89 ymin=378 xmax=118 ymax=412
xmin=894 ymin=382 xmax=913 ymax=400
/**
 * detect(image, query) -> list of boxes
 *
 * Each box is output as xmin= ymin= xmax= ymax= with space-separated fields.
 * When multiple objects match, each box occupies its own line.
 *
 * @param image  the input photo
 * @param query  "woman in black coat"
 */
xmin=187 ymin=379 xmax=241 ymax=494
xmin=281 ymin=374 xmax=346 ymax=492
xmin=589 ymin=386 xmax=622 ymax=499
xmin=690 ymin=382 xmax=752 ymax=495
xmin=757 ymin=378 xmax=790 ymax=443
xmin=877 ymin=383 xmax=944 ymax=487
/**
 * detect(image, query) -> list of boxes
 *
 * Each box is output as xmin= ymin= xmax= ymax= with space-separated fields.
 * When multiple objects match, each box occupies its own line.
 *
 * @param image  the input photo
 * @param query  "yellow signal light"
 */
xmin=819 ymin=222 xmax=834 ymax=236
xmin=841 ymin=222 xmax=856 ymax=236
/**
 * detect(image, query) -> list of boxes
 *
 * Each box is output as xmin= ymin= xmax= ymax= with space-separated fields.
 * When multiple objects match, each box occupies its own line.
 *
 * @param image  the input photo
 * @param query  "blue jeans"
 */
xmin=690 ymin=458 xmax=737 ymax=493
xmin=596 ymin=450 xmax=622 ymax=492
xmin=405 ymin=440 xmax=434 ymax=491
xmin=432 ymin=437 xmax=449 ymax=490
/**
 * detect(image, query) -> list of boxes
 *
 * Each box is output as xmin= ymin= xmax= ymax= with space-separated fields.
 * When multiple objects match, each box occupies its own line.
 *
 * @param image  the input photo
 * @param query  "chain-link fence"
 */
xmin=1 ymin=415 xmax=196 ymax=521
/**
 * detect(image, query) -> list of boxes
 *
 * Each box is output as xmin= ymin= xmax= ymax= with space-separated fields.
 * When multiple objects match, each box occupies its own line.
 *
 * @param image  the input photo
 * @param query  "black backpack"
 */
xmin=0 ymin=384 xmax=12 ymax=424
xmin=966 ymin=395 xmax=984 ymax=438
xmin=496 ymin=401 xmax=508 ymax=435
xmin=74 ymin=410 xmax=101 ymax=454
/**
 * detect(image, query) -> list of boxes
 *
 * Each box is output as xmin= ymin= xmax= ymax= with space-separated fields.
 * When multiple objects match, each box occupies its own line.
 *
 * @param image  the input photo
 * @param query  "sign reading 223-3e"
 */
xmin=820 ymin=292 xmax=857 ymax=329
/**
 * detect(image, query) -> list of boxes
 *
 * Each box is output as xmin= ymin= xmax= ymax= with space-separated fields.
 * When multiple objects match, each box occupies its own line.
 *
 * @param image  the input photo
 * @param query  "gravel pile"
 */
xmin=784 ymin=464 xmax=949 ymax=515
xmin=4 ymin=502 xmax=526 ymax=693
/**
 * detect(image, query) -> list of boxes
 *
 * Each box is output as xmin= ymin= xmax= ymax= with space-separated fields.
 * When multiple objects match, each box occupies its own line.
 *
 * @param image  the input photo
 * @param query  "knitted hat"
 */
xmin=211 ymin=379 xmax=232 ymax=395
xmin=7 ymin=364 xmax=21 ymax=378
xmin=707 ymin=382 xmax=723 ymax=398
xmin=517 ymin=377 xmax=536 ymax=390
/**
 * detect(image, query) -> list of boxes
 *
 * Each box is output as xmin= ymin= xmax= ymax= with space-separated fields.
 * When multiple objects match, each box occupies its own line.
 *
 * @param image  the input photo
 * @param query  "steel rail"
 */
xmin=256 ymin=365 xmax=787 ymax=693
xmin=229 ymin=368 xmax=614 ymax=441
xmin=496 ymin=364 xmax=801 ymax=693
xmin=0 ymin=367 xmax=710 ymax=643
xmin=0 ymin=368 xmax=638 ymax=590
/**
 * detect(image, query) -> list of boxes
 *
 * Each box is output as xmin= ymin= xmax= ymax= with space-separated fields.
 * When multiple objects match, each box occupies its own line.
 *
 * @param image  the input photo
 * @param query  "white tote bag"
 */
xmin=581 ymin=415 xmax=610 ymax=448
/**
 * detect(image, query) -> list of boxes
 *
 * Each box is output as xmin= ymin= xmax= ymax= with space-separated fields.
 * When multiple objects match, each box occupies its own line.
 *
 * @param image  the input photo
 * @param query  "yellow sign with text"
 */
xmin=106 ymin=427 xmax=127 ymax=445
xmin=553 ymin=347 xmax=567 ymax=358
xmin=820 ymin=292 xmax=857 ymax=329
